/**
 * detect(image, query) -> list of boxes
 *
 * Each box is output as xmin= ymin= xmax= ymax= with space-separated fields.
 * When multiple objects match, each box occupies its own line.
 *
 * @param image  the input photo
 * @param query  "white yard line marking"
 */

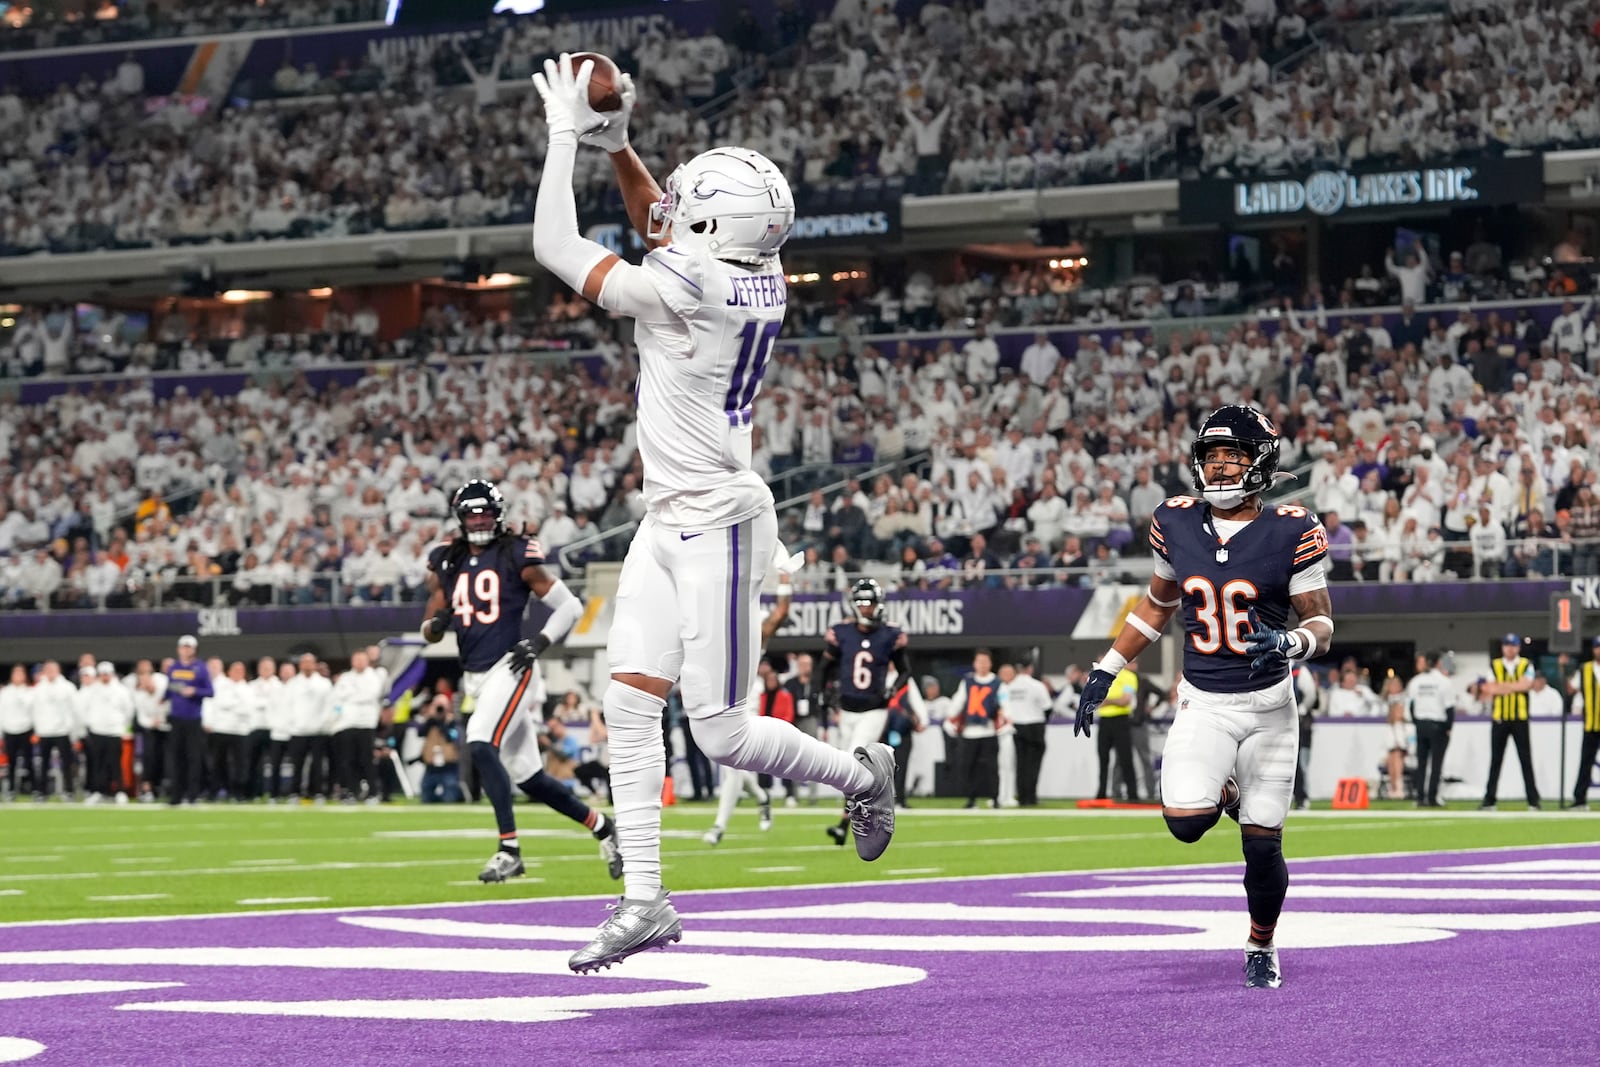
xmin=86 ymin=894 xmax=171 ymax=903
xmin=444 ymin=879 xmax=545 ymax=887
xmin=229 ymin=859 xmax=299 ymax=868
xmin=0 ymin=890 xmax=22 ymax=897
xmin=0 ymin=858 xmax=472 ymax=885
xmin=237 ymin=897 xmax=330 ymax=906
xmin=6 ymin=840 xmax=1599 ymax=929
xmin=748 ymin=866 xmax=806 ymax=874
xmin=111 ymin=858 xmax=172 ymax=866
xmin=4 ymin=857 xmax=62 ymax=864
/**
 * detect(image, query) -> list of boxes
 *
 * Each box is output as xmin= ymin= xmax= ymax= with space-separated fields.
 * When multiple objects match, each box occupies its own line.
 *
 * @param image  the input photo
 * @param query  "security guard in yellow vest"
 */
xmin=1479 ymin=632 xmax=1542 ymax=810
xmin=1093 ymin=664 xmax=1138 ymax=802
xmin=1568 ymin=635 xmax=1600 ymax=810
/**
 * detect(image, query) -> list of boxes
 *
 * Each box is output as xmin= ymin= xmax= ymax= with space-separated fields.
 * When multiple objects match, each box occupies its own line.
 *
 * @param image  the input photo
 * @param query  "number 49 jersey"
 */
xmin=829 ymin=621 xmax=905 ymax=713
xmin=427 ymin=537 xmax=543 ymax=673
xmin=1149 ymin=498 xmax=1328 ymax=695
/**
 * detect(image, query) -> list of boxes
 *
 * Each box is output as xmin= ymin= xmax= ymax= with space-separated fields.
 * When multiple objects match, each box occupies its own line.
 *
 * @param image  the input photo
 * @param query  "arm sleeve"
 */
xmin=536 ymin=579 xmax=585 ymax=645
xmin=193 ymin=666 xmax=214 ymax=700
xmin=532 ymin=131 xmax=678 ymax=324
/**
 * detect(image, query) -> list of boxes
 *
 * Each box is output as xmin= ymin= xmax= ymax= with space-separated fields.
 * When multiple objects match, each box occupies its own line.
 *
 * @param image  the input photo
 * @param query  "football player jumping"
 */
xmin=1073 ymin=406 xmax=1333 ymax=990
xmin=530 ymin=56 xmax=897 ymax=973
xmin=421 ymin=480 xmax=622 ymax=884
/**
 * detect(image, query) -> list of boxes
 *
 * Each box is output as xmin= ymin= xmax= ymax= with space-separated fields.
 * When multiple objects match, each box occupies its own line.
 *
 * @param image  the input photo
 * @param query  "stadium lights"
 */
xmin=0 ymin=317 xmax=13 ymax=328
xmin=786 ymin=272 xmax=822 ymax=284
xmin=307 ymin=287 xmax=334 ymax=298
xmin=220 ymin=289 xmax=272 ymax=303
xmin=830 ymin=270 xmax=866 ymax=282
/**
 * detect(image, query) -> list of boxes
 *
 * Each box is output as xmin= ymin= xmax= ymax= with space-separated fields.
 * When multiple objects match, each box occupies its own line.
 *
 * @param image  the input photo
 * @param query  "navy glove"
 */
xmin=508 ymin=634 xmax=551 ymax=674
xmin=425 ymin=607 xmax=452 ymax=639
xmin=1242 ymin=609 xmax=1307 ymax=673
xmin=1075 ymin=668 xmax=1116 ymax=738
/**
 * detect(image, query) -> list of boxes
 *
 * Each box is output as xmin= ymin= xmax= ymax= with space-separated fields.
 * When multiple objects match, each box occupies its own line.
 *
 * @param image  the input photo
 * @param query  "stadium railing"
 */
xmin=11 ymin=536 xmax=1595 ymax=615
xmin=552 ymin=450 xmax=934 ymax=574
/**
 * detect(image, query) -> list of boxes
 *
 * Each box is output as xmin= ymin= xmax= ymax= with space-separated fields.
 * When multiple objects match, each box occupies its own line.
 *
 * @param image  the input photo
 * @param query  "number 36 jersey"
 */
xmin=427 ymin=537 xmax=542 ymax=673
xmin=1149 ymin=497 xmax=1328 ymax=695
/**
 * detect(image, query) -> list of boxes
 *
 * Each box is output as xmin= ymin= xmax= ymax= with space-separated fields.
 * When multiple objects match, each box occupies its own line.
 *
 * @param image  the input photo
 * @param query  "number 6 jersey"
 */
xmin=1149 ymin=497 xmax=1329 ymax=694
xmin=427 ymin=537 xmax=543 ymax=673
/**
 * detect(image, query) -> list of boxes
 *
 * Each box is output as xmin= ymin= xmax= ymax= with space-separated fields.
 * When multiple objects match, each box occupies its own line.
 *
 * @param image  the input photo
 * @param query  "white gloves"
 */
xmin=771 ymin=539 xmax=805 ymax=580
xmin=530 ymin=52 xmax=635 ymax=152
xmin=582 ymin=71 xmax=635 ymax=153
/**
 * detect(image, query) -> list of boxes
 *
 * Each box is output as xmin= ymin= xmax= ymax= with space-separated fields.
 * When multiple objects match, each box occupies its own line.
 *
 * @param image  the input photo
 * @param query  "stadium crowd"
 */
xmin=0 ymin=0 xmax=381 ymax=52
xmin=4 ymin=283 xmax=1600 ymax=613
xmin=8 ymin=0 xmax=1600 ymax=256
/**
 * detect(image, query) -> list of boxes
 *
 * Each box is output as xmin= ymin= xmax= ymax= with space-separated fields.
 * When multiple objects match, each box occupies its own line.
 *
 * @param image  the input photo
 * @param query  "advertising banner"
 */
xmin=0 ymin=581 xmax=1569 ymax=646
xmin=582 ymin=200 xmax=903 ymax=259
xmin=1178 ymin=155 xmax=1544 ymax=225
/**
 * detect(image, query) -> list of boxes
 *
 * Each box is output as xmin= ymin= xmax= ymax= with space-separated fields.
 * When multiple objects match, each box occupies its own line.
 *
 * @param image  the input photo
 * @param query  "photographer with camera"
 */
xmin=415 ymin=692 xmax=462 ymax=804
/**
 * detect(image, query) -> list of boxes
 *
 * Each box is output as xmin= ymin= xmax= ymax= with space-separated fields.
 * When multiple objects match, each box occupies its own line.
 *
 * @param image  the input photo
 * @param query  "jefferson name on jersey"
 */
xmin=831 ymin=621 xmax=904 ymax=712
xmin=1150 ymin=498 xmax=1328 ymax=694
xmin=635 ymin=246 xmax=787 ymax=531
xmin=427 ymin=537 xmax=542 ymax=672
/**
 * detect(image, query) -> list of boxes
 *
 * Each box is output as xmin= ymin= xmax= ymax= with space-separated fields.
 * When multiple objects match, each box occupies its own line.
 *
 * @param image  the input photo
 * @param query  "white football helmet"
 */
xmin=647 ymin=146 xmax=795 ymax=265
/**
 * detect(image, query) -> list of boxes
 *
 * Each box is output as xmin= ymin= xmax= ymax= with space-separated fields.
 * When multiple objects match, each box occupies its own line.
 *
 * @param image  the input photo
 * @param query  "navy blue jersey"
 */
xmin=1150 ymin=498 xmax=1328 ymax=695
xmin=956 ymin=671 xmax=1002 ymax=727
xmin=427 ymin=536 xmax=544 ymax=672
xmin=829 ymin=621 xmax=905 ymax=712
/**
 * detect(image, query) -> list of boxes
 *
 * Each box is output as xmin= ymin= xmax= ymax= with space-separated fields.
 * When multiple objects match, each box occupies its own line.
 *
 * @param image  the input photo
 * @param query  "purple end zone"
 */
xmin=3 ymin=845 xmax=1599 ymax=1067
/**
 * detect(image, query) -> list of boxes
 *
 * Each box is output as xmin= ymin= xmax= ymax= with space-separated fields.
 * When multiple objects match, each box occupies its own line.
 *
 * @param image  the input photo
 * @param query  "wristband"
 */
xmin=1095 ymin=650 xmax=1128 ymax=676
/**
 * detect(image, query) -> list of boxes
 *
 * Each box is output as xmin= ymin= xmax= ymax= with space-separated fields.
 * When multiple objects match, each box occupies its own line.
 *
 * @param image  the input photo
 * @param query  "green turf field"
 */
xmin=1 ymin=798 xmax=1590 ymax=924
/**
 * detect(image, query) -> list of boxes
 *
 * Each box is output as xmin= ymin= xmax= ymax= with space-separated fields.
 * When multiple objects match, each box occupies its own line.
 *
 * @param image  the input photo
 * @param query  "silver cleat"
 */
xmin=568 ymin=890 xmax=683 ymax=973
xmin=477 ymin=850 xmax=525 ymax=883
xmin=846 ymin=742 xmax=897 ymax=861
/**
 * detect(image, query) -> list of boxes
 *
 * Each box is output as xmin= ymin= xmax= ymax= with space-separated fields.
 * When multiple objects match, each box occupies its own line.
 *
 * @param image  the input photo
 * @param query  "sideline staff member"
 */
xmin=1479 ymin=633 xmax=1541 ymax=810
xmin=1406 ymin=651 xmax=1453 ymax=808
xmin=164 ymin=635 xmax=214 ymax=806
xmin=1569 ymin=636 xmax=1600 ymax=810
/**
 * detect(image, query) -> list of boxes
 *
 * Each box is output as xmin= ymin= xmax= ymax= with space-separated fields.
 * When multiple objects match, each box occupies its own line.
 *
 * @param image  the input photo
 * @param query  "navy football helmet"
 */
xmin=849 ymin=577 xmax=885 ymax=630
xmin=1189 ymin=405 xmax=1280 ymax=509
xmin=451 ymin=479 xmax=506 ymax=546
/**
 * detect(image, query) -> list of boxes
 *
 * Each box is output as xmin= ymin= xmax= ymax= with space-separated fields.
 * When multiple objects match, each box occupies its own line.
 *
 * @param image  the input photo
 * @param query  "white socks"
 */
xmin=603 ymin=682 xmax=667 ymax=900
xmin=689 ymin=708 xmax=873 ymax=796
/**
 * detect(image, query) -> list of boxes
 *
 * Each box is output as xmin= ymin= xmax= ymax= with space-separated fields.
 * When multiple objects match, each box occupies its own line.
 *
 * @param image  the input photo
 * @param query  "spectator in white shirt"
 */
xmin=1019 ymin=331 xmax=1062 ymax=387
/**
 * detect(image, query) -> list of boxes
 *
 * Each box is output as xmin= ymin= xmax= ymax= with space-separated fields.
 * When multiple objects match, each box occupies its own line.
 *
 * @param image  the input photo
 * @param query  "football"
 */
xmin=570 ymin=51 xmax=623 ymax=113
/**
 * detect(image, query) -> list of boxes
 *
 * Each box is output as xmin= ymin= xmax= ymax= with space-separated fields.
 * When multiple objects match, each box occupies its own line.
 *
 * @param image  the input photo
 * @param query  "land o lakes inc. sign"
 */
xmin=1179 ymin=155 xmax=1543 ymax=224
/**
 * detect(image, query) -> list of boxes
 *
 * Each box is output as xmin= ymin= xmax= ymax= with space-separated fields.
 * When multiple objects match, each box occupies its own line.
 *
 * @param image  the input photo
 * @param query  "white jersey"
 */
xmin=635 ymin=246 xmax=787 ymax=530
xmin=1000 ymin=674 xmax=1052 ymax=726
